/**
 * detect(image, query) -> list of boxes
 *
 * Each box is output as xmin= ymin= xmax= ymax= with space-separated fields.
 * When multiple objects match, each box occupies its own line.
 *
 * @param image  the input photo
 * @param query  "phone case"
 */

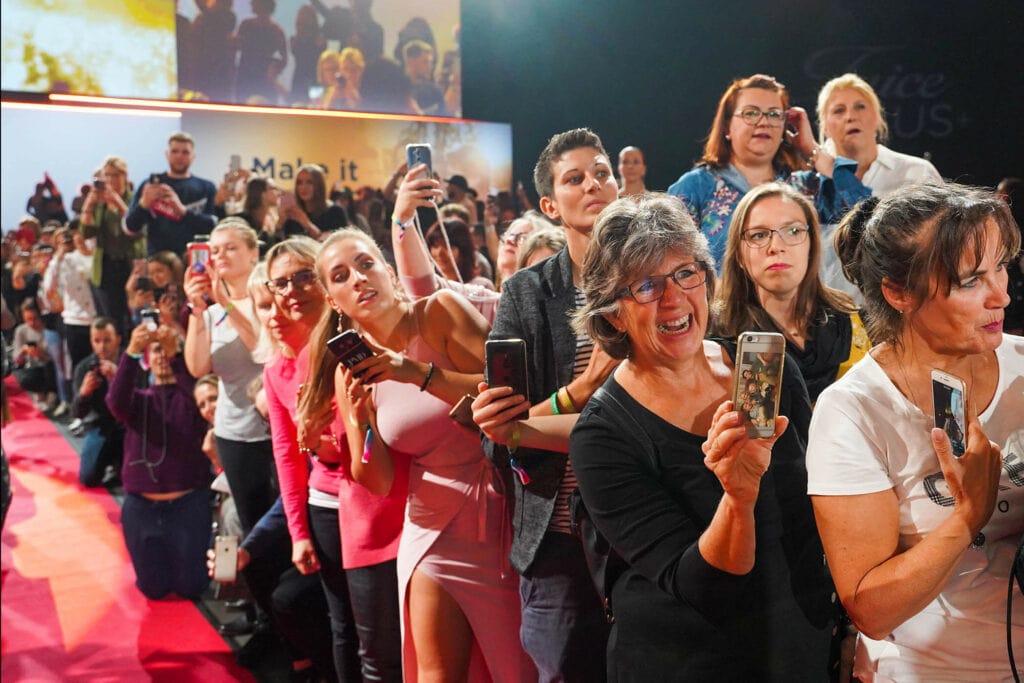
xmin=213 ymin=535 xmax=238 ymax=583
xmin=485 ymin=339 xmax=529 ymax=420
xmin=448 ymin=394 xmax=476 ymax=429
xmin=327 ymin=330 xmax=374 ymax=369
xmin=930 ymin=369 xmax=967 ymax=457
xmin=186 ymin=243 xmax=211 ymax=269
xmin=406 ymin=143 xmax=433 ymax=177
xmin=732 ymin=332 xmax=786 ymax=438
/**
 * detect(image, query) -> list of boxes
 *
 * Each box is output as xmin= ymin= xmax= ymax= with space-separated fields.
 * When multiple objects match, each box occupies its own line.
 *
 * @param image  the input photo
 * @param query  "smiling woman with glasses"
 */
xmin=668 ymin=73 xmax=871 ymax=269
xmin=716 ymin=182 xmax=869 ymax=402
xmin=470 ymin=194 xmax=833 ymax=679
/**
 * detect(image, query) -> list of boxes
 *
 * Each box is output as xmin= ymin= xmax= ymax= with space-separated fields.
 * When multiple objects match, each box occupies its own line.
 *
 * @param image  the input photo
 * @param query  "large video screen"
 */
xmin=2 ymin=0 xmax=462 ymax=117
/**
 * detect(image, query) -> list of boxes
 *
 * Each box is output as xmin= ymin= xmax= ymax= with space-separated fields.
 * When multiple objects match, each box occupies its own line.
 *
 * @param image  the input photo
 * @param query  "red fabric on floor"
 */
xmin=1 ymin=377 xmax=253 ymax=682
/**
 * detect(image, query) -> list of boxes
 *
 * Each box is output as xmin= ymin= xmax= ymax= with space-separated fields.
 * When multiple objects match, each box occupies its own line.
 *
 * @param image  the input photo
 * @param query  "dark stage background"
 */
xmin=461 ymin=0 xmax=1024 ymax=197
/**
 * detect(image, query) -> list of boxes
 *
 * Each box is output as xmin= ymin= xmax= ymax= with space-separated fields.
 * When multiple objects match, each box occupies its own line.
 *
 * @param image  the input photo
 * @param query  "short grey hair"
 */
xmin=575 ymin=194 xmax=715 ymax=359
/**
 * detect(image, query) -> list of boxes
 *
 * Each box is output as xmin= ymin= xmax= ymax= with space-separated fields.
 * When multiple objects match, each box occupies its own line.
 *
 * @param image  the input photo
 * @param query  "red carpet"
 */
xmin=1 ymin=377 xmax=254 ymax=682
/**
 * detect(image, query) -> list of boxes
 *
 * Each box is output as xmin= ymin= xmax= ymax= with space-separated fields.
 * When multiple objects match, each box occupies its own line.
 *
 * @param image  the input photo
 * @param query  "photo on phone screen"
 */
xmin=187 ymin=242 xmax=211 ymax=271
xmin=485 ymin=338 xmax=529 ymax=420
xmin=931 ymin=369 xmax=966 ymax=457
xmin=327 ymin=330 xmax=375 ymax=372
xmin=732 ymin=332 xmax=786 ymax=438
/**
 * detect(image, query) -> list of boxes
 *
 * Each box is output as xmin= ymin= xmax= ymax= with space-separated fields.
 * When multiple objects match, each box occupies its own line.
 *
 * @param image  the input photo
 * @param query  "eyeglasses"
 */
xmin=265 ymin=268 xmax=318 ymax=294
xmin=616 ymin=262 xmax=706 ymax=304
xmin=501 ymin=231 xmax=530 ymax=246
xmin=733 ymin=106 xmax=785 ymax=127
xmin=741 ymin=223 xmax=810 ymax=248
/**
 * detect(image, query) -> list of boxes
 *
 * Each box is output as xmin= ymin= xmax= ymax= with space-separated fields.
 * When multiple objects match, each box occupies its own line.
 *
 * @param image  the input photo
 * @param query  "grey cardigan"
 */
xmin=484 ymin=247 xmax=582 ymax=574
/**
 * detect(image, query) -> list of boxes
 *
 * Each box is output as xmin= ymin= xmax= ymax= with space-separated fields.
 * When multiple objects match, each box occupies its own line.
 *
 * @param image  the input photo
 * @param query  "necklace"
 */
xmin=894 ymin=346 xmax=976 ymax=419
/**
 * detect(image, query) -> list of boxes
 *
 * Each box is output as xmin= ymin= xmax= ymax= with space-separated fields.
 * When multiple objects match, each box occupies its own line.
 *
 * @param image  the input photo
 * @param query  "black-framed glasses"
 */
xmin=733 ymin=106 xmax=785 ymax=127
xmin=501 ymin=231 xmax=531 ymax=246
xmin=616 ymin=262 xmax=706 ymax=304
xmin=741 ymin=223 xmax=810 ymax=249
xmin=265 ymin=268 xmax=318 ymax=294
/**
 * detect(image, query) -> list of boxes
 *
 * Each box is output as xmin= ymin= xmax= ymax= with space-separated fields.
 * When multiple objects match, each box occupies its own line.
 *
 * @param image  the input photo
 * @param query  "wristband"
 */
xmin=126 ymin=350 xmax=143 ymax=360
xmin=550 ymin=391 xmax=561 ymax=415
xmin=557 ymin=386 xmax=578 ymax=414
xmin=392 ymin=213 xmax=415 ymax=230
xmin=419 ymin=362 xmax=435 ymax=392
xmin=215 ymin=301 xmax=235 ymax=326
xmin=806 ymin=146 xmax=820 ymax=170
xmin=508 ymin=424 xmax=521 ymax=453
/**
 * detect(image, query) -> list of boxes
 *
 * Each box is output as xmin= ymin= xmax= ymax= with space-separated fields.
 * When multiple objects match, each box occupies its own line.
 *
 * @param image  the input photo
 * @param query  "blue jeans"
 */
xmin=121 ymin=489 xmax=211 ymax=600
xmin=78 ymin=426 xmax=123 ymax=487
xmin=520 ymin=531 xmax=610 ymax=683
xmin=42 ymin=328 xmax=70 ymax=403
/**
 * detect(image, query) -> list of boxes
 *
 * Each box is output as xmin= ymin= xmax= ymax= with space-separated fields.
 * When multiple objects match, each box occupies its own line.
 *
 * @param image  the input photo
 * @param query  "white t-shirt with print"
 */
xmin=807 ymin=334 xmax=1024 ymax=682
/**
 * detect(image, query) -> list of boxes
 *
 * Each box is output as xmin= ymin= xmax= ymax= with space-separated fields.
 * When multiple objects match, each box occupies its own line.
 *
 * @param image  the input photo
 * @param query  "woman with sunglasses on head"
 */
xmin=183 ymin=219 xmax=275 ymax=538
xmin=807 ymin=184 xmax=1022 ymax=681
xmin=320 ymin=228 xmax=534 ymax=682
xmin=473 ymin=195 xmax=832 ymax=680
xmin=668 ymin=74 xmax=871 ymax=268
xmin=716 ymin=183 xmax=870 ymax=402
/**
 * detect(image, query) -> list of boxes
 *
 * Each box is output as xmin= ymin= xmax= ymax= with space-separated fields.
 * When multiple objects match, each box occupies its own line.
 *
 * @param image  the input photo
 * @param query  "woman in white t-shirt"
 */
xmin=807 ymin=183 xmax=1023 ymax=682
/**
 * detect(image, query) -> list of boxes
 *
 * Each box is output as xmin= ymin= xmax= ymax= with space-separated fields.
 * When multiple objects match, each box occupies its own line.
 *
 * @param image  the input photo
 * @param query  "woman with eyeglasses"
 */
xmin=668 ymin=74 xmax=871 ymax=267
xmin=255 ymin=239 xmax=364 ymax=680
xmin=184 ymin=218 xmax=276 ymax=537
xmin=716 ymin=183 xmax=870 ymax=402
xmin=472 ymin=195 xmax=832 ymax=680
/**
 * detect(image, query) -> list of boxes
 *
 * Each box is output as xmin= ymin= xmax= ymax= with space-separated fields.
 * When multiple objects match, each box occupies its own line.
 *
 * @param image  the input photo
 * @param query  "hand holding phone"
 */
xmin=213 ymin=535 xmax=239 ymax=582
xmin=732 ymin=332 xmax=786 ymax=439
xmin=406 ymin=143 xmax=433 ymax=181
xmin=485 ymin=339 xmax=530 ymax=420
xmin=327 ymin=330 xmax=375 ymax=375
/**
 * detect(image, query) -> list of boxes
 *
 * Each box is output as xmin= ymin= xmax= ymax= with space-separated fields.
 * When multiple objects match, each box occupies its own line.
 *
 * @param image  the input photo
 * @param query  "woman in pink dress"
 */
xmin=319 ymin=228 xmax=533 ymax=682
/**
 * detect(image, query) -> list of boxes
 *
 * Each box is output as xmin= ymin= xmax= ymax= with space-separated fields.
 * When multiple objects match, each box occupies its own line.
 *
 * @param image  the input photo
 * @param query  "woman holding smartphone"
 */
xmin=807 ymin=184 xmax=1023 ymax=681
xmin=321 ymin=228 xmax=534 ymax=682
xmin=183 ymin=219 xmax=274 ymax=537
xmin=473 ymin=195 xmax=832 ymax=680
xmin=667 ymin=73 xmax=871 ymax=267
xmin=715 ymin=182 xmax=870 ymax=402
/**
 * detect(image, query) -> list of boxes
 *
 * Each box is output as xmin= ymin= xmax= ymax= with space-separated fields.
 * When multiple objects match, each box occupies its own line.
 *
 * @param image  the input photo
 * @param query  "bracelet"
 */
xmin=557 ymin=386 xmax=579 ymax=414
xmin=508 ymin=424 xmax=521 ymax=454
xmin=126 ymin=350 xmax=143 ymax=360
xmin=550 ymin=391 xmax=561 ymax=415
xmin=392 ymin=213 xmax=415 ymax=230
xmin=419 ymin=361 xmax=435 ymax=392
xmin=806 ymin=146 xmax=820 ymax=170
xmin=215 ymin=301 xmax=235 ymax=326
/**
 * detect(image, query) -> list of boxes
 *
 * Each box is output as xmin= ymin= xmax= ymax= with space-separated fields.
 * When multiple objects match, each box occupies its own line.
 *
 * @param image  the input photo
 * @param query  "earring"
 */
xmin=336 ymin=310 xmax=345 ymax=332
xmin=725 ymin=134 xmax=731 ymax=140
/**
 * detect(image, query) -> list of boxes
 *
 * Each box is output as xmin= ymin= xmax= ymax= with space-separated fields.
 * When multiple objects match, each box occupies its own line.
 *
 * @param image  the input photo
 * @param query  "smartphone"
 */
xmin=931 ymin=369 xmax=967 ymax=458
xmin=327 ymin=330 xmax=375 ymax=373
xmin=213 ymin=535 xmax=239 ymax=583
xmin=732 ymin=332 xmax=786 ymax=438
xmin=485 ymin=338 xmax=529 ymax=420
xmin=229 ymin=154 xmax=241 ymax=174
xmin=135 ymin=275 xmax=152 ymax=291
xmin=139 ymin=307 xmax=160 ymax=331
xmin=186 ymin=242 xmax=211 ymax=272
xmin=149 ymin=173 xmax=160 ymax=185
xmin=308 ymin=84 xmax=325 ymax=100
xmin=448 ymin=394 xmax=476 ymax=429
xmin=93 ymin=178 xmax=106 ymax=191
xmin=406 ymin=143 xmax=433 ymax=179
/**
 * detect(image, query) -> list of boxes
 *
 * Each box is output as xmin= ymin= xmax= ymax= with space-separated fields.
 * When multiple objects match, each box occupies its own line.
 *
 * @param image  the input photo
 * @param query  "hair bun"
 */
xmin=835 ymin=196 xmax=880 ymax=287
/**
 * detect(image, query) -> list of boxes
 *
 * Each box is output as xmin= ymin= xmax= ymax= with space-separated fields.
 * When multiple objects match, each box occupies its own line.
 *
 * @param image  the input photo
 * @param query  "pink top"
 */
xmin=401 ymin=273 xmax=500 ymax=326
xmin=263 ymin=345 xmax=343 ymax=543
xmin=264 ymin=344 xmax=406 ymax=568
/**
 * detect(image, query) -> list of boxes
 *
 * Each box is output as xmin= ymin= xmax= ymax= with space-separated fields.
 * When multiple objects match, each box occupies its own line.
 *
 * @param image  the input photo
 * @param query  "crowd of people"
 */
xmin=1 ymin=69 xmax=1022 ymax=683
xmin=176 ymin=0 xmax=461 ymax=117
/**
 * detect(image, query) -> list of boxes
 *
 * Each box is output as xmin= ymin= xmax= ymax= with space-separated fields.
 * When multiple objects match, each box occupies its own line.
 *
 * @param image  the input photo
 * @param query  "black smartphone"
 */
xmin=931 ymin=369 xmax=967 ymax=457
xmin=135 ymin=275 xmax=152 ymax=291
xmin=732 ymin=332 xmax=786 ymax=438
xmin=485 ymin=338 xmax=529 ymax=420
xmin=327 ymin=330 xmax=375 ymax=373
xmin=406 ymin=143 xmax=433 ymax=179
xmin=149 ymin=173 xmax=160 ymax=185
xmin=93 ymin=178 xmax=106 ymax=191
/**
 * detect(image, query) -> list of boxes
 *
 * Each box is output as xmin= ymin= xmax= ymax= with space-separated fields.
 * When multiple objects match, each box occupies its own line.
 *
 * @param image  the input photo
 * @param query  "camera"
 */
xmin=93 ymin=178 xmax=106 ymax=191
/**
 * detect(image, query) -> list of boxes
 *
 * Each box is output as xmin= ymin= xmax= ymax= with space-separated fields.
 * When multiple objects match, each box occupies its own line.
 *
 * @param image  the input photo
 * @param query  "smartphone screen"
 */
xmin=732 ymin=332 xmax=786 ymax=438
xmin=406 ymin=143 xmax=433 ymax=179
xmin=485 ymin=338 xmax=529 ymax=420
xmin=327 ymin=330 xmax=375 ymax=371
xmin=931 ymin=370 xmax=966 ymax=457
xmin=187 ymin=242 xmax=211 ymax=271
xmin=229 ymin=154 xmax=241 ymax=174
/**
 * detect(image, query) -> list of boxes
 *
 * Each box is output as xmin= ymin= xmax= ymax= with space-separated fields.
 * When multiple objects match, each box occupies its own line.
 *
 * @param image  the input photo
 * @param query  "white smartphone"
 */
xmin=732 ymin=332 xmax=786 ymax=439
xmin=212 ymin=535 xmax=239 ymax=583
xmin=931 ymin=369 xmax=967 ymax=457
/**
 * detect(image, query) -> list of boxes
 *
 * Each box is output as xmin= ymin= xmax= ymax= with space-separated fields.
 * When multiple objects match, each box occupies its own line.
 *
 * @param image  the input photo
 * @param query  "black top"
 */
xmin=283 ymin=203 xmax=349 ymax=238
xmin=783 ymin=307 xmax=854 ymax=402
xmin=570 ymin=342 xmax=832 ymax=681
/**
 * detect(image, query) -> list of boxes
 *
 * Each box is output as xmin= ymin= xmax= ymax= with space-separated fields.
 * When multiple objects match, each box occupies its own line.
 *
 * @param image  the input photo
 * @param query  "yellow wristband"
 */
xmin=557 ymin=386 xmax=578 ymax=414
xmin=508 ymin=424 xmax=521 ymax=453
